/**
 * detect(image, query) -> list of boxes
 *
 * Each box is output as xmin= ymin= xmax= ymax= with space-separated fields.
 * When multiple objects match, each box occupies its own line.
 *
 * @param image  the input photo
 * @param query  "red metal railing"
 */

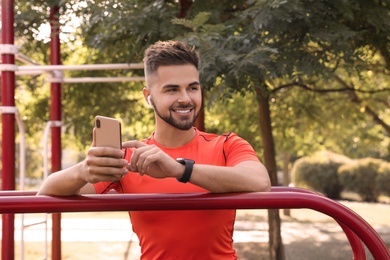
xmin=0 ymin=187 xmax=389 ymax=259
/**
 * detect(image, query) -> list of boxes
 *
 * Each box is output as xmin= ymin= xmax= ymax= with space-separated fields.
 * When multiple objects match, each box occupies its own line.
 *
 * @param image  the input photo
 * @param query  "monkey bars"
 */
xmin=0 ymin=187 xmax=389 ymax=260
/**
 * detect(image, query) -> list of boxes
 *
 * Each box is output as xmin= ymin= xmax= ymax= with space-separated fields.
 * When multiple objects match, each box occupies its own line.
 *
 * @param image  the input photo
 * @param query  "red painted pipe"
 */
xmin=1 ymin=0 xmax=16 ymax=259
xmin=0 ymin=191 xmax=388 ymax=259
xmin=49 ymin=5 xmax=62 ymax=260
xmin=273 ymin=187 xmax=366 ymax=260
xmin=0 ymin=188 xmax=369 ymax=259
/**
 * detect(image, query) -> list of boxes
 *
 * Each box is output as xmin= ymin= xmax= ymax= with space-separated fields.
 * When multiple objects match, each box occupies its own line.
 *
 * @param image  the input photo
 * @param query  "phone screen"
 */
xmin=95 ymin=116 xmax=122 ymax=149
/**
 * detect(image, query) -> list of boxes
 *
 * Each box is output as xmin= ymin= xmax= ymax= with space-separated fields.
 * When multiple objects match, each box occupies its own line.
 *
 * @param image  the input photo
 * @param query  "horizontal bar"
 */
xmin=18 ymin=63 xmax=144 ymax=72
xmin=0 ymin=190 xmax=388 ymax=259
xmin=16 ymin=53 xmax=41 ymax=65
xmin=0 ymin=44 xmax=18 ymax=54
xmin=46 ymin=76 xmax=145 ymax=83
xmin=0 ymin=188 xmax=367 ymax=258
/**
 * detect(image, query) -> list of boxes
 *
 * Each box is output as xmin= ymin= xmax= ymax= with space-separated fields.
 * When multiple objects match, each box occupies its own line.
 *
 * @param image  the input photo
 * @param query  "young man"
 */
xmin=38 ymin=40 xmax=271 ymax=259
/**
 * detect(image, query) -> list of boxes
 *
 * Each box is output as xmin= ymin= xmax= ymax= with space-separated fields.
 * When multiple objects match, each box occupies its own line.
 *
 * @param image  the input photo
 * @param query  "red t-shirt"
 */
xmin=94 ymin=128 xmax=260 ymax=260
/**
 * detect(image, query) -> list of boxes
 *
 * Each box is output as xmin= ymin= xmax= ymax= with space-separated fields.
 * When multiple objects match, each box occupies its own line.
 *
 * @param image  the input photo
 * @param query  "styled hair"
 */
xmin=143 ymin=40 xmax=200 ymax=76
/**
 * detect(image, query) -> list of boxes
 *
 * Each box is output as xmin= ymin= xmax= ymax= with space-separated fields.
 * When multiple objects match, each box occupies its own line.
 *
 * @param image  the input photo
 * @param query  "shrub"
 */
xmin=291 ymin=151 xmax=351 ymax=199
xmin=377 ymin=162 xmax=390 ymax=197
xmin=338 ymin=158 xmax=384 ymax=202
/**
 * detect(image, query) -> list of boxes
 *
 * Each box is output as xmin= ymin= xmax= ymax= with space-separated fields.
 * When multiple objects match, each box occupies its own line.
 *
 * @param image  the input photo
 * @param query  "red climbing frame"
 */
xmin=0 ymin=187 xmax=388 ymax=259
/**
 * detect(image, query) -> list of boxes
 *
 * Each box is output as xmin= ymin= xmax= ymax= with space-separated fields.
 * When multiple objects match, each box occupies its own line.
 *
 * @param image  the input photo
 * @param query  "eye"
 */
xmin=166 ymin=88 xmax=177 ymax=92
xmin=189 ymin=85 xmax=200 ymax=91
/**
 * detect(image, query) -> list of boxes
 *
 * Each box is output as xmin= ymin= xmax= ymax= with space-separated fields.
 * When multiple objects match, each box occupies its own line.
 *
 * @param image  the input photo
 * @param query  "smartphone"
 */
xmin=95 ymin=116 xmax=122 ymax=149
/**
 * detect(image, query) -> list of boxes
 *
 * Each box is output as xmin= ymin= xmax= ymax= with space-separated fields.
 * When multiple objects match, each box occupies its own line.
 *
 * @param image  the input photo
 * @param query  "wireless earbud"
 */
xmin=147 ymin=95 xmax=153 ymax=108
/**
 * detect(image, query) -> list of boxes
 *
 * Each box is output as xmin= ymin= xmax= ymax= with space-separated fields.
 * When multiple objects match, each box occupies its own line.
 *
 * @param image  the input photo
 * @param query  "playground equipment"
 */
xmin=1 ymin=1 xmax=145 ymax=258
xmin=1 ymin=1 xmax=389 ymax=259
xmin=0 ymin=55 xmax=144 ymax=260
xmin=0 ymin=187 xmax=389 ymax=260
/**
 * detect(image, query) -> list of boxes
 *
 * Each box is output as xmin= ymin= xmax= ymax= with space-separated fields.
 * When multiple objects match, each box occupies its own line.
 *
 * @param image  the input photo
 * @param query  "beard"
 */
xmin=154 ymin=104 xmax=199 ymax=131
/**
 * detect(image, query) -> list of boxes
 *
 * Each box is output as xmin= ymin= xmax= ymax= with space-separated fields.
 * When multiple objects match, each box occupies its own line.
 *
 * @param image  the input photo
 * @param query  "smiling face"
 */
xmin=145 ymin=64 xmax=202 ymax=131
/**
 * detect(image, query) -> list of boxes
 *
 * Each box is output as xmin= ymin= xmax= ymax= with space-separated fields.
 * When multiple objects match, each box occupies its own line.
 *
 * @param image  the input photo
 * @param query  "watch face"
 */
xmin=176 ymin=158 xmax=185 ymax=164
xmin=176 ymin=158 xmax=195 ymax=164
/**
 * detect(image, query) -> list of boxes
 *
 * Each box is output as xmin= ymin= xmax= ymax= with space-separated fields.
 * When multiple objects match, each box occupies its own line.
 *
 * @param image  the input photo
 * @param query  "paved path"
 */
xmin=2 ymin=213 xmax=388 ymax=259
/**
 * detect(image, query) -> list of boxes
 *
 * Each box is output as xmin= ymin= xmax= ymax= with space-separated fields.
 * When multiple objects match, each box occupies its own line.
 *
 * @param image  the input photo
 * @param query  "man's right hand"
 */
xmin=80 ymin=146 xmax=129 ymax=184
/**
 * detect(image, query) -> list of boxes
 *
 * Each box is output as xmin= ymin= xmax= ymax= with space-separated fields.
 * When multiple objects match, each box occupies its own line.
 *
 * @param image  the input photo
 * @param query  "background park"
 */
xmin=1 ymin=0 xmax=390 ymax=259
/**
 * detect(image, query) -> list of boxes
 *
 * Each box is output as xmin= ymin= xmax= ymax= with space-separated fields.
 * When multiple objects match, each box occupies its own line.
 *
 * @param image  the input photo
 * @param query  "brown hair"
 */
xmin=143 ymin=40 xmax=200 ymax=76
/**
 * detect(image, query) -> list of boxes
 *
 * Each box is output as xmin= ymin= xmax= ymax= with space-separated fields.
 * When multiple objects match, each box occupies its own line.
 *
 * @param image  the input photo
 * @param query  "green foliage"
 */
xmin=11 ymin=0 xmax=390 ymax=180
xmin=377 ymin=162 xmax=390 ymax=197
xmin=338 ymin=158 xmax=385 ymax=202
xmin=291 ymin=151 xmax=351 ymax=199
xmin=204 ymin=90 xmax=264 ymax=158
xmin=173 ymin=0 xmax=390 ymax=162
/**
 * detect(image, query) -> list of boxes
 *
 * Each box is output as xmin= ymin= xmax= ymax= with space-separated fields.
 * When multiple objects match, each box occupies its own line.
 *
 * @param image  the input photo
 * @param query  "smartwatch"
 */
xmin=176 ymin=158 xmax=195 ymax=183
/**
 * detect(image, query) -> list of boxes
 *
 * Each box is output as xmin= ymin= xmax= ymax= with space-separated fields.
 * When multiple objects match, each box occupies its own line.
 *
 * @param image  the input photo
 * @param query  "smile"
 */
xmin=174 ymin=108 xmax=192 ymax=114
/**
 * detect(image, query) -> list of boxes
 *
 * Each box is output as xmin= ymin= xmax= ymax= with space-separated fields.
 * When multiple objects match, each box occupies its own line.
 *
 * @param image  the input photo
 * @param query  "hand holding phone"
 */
xmin=94 ymin=116 xmax=122 ymax=149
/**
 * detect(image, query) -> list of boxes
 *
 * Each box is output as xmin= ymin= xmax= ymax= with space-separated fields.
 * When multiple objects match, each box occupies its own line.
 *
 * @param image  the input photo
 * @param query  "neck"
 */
xmin=154 ymin=124 xmax=196 ymax=148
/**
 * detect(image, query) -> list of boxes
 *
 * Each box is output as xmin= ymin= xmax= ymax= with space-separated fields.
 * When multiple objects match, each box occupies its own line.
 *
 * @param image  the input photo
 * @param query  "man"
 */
xmin=38 ymin=40 xmax=271 ymax=259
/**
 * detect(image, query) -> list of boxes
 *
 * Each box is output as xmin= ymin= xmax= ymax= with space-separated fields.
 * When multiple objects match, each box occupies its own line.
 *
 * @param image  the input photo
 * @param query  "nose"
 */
xmin=177 ymin=90 xmax=191 ymax=104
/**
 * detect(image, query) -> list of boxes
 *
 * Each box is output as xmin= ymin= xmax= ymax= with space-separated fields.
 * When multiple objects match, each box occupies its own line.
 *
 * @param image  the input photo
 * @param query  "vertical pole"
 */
xmin=1 ymin=0 xmax=16 ymax=259
xmin=49 ymin=5 xmax=62 ymax=260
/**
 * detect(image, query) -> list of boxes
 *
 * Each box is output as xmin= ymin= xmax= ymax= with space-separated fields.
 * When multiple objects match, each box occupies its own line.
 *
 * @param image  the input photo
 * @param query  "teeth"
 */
xmin=176 ymin=109 xmax=191 ymax=114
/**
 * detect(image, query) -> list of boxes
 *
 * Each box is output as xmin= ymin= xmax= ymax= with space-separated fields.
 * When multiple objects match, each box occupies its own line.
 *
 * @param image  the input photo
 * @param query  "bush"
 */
xmin=338 ymin=158 xmax=384 ymax=202
xmin=377 ymin=162 xmax=390 ymax=197
xmin=291 ymin=151 xmax=351 ymax=199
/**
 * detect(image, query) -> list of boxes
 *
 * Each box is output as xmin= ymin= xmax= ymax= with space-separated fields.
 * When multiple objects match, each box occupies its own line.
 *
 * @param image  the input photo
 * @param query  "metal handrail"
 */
xmin=273 ymin=187 xmax=367 ymax=260
xmin=0 ymin=187 xmax=388 ymax=259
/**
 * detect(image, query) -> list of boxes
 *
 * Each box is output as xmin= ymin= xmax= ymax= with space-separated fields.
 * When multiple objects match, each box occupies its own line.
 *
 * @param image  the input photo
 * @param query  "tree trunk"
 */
xmin=194 ymin=89 xmax=205 ymax=131
xmin=255 ymin=84 xmax=285 ymax=260
xmin=282 ymin=152 xmax=291 ymax=216
xmin=178 ymin=0 xmax=193 ymax=18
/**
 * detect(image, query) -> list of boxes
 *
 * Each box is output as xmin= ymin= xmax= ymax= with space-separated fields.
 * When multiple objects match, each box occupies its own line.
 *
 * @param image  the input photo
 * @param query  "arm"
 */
xmin=189 ymin=161 xmax=270 ymax=193
xmin=37 ymin=146 xmax=129 ymax=196
xmin=37 ymin=163 xmax=91 ymax=196
xmin=124 ymin=141 xmax=271 ymax=193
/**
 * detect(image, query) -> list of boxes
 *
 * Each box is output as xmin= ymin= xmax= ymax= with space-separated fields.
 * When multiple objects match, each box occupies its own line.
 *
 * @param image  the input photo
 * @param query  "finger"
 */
xmin=122 ymin=140 xmax=147 ymax=149
xmin=92 ymin=128 xmax=97 ymax=147
xmin=86 ymin=155 xmax=128 ymax=169
xmin=87 ymin=171 xmax=126 ymax=184
xmin=88 ymin=165 xmax=128 ymax=176
xmin=88 ymin=146 xmax=124 ymax=159
xmin=138 ymin=152 xmax=161 ymax=175
xmin=134 ymin=148 xmax=157 ymax=173
xmin=129 ymin=145 xmax=157 ymax=172
xmin=85 ymin=160 xmax=128 ymax=183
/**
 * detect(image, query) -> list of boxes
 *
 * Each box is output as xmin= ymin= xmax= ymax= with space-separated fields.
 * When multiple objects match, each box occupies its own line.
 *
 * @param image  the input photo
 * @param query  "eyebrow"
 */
xmin=162 ymin=81 xmax=200 ymax=89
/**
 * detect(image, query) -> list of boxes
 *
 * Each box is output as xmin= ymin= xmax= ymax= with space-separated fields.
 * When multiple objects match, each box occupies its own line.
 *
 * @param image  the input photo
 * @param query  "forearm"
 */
xmin=37 ymin=163 xmax=88 ymax=196
xmin=188 ymin=161 xmax=271 ymax=193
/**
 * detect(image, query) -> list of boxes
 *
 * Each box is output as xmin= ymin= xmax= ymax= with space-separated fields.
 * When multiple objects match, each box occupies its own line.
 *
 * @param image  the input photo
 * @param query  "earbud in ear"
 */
xmin=147 ymin=95 xmax=153 ymax=108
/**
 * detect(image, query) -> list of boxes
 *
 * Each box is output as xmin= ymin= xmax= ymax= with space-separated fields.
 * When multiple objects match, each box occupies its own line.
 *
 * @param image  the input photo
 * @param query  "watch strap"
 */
xmin=176 ymin=158 xmax=195 ymax=183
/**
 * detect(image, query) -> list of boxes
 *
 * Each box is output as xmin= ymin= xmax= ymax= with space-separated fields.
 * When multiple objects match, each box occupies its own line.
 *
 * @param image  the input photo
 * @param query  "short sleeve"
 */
xmin=223 ymin=133 xmax=260 ymax=166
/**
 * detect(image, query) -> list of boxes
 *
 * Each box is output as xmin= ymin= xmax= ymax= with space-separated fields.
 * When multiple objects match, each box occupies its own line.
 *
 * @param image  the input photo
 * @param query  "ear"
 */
xmin=143 ymin=88 xmax=153 ymax=108
xmin=143 ymin=88 xmax=150 ymax=103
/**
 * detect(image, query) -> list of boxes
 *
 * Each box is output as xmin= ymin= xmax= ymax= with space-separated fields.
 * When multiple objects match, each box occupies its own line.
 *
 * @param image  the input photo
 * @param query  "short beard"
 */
xmin=154 ymin=104 xmax=199 ymax=131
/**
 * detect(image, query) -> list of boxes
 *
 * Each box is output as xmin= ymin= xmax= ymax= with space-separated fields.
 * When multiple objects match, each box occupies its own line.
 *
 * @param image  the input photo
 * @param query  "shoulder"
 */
xmin=198 ymin=131 xmax=246 ymax=147
xmin=198 ymin=131 xmax=239 ymax=142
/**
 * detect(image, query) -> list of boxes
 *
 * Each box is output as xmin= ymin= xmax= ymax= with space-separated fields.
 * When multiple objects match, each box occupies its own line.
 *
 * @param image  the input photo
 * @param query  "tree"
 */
xmin=171 ymin=1 xmax=390 ymax=258
xmin=10 ymin=0 xmax=390 ymax=259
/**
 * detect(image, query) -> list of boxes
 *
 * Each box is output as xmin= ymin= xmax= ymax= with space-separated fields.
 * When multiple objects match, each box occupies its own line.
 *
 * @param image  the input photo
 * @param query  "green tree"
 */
xmin=11 ymin=1 xmax=390 ymax=259
xmin=172 ymin=1 xmax=390 ymax=258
